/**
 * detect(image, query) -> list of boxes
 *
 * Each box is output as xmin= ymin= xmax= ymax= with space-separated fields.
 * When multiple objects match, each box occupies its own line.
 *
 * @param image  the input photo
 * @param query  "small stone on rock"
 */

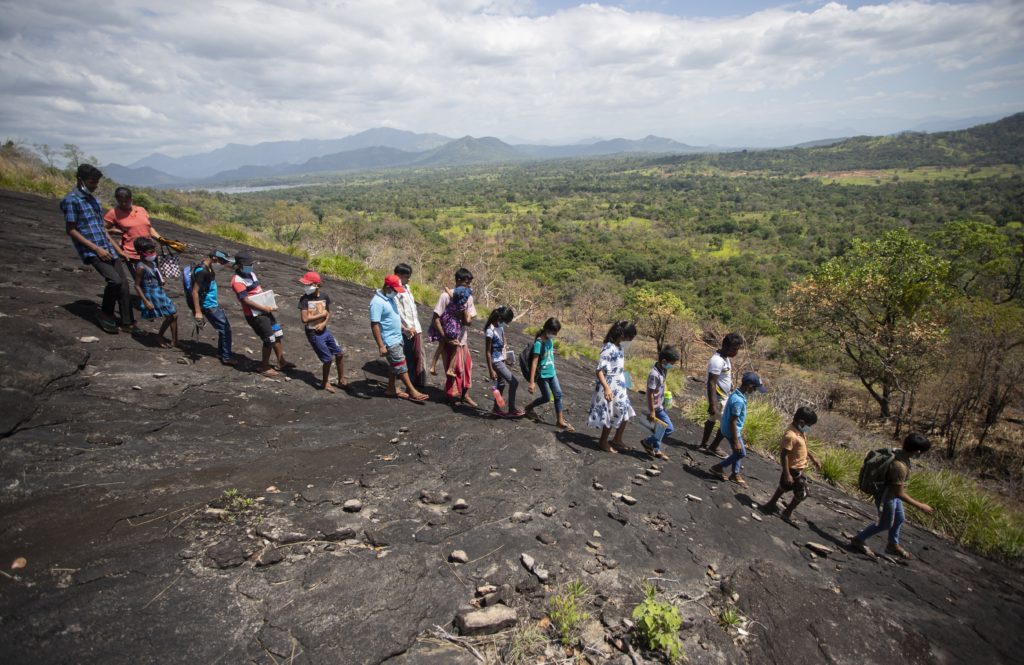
xmin=537 ymin=533 xmax=556 ymax=545
xmin=621 ymin=495 xmax=637 ymax=506
xmin=806 ymin=542 xmax=835 ymax=556
xmin=686 ymin=494 xmax=703 ymax=502
xmin=455 ymin=604 xmax=517 ymax=636
xmin=521 ymin=553 xmax=535 ymax=570
xmin=511 ymin=511 xmax=533 ymax=523
xmin=343 ymin=499 xmax=363 ymax=513
xmin=542 ymin=506 xmax=556 ymax=516
xmin=450 ymin=550 xmax=469 ymax=564
xmin=453 ymin=498 xmax=469 ymax=511
xmin=78 ymin=336 xmax=100 ymax=343
xmin=593 ymin=481 xmax=604 ymax=490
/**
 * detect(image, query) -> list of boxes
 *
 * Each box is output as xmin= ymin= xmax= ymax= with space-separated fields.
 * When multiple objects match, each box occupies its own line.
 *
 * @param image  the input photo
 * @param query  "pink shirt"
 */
xmin=104 ymin=205 xmax=154 ymax=260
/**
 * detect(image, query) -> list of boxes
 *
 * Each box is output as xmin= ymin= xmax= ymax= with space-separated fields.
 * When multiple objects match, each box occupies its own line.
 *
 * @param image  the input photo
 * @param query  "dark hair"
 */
xmin=537 ymin=317 xmax=561 ymax=338
xmin=486 ymin=306 xmax=514 ymax=328
xmin=794 ymin=406 xmax=818 ymax=426
xmin=722 ymin=332 xmax=744 ymax=351
xmin=902 ymin=432 xmax=932 ymax=454
xmin=114 ymin=186 xmax=132 ymax=199
xmin=76 ymin=164 xmax=102 ymax=181
xmin=603 ymin=320 xmax=637 ymax=345
xmin=659 ymin=346 xmax=681 ymax=363
xmin=394 ymin=263 xmax=412 ymax=277
xmin=133 ymin=236 xmax=156 ymax=254
xmin=455 ymin=267 xmax=473 ymax=284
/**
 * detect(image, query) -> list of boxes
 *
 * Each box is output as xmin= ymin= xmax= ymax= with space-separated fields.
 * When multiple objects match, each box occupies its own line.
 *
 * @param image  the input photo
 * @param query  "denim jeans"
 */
xmin=202 ymin=306 xmax=232 ymax=361
xmin=856 ymin=497 xmax=906 ymax=545
xmin=643 ymin=407 xmax=675 ymax=452
xmin=720 ymin=437 xmax=747 ymax=475
xmin=527 ymin=374 xmax=563 ymax=415
xmin=493 ymin=360 xmax=519 ymax=408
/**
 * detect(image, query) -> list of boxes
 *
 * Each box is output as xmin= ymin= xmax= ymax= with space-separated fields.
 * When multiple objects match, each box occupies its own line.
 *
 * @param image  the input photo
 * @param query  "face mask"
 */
xmin=499 ymin=322 xmax=507 ymax=329
xmin=663 ymin=363 xmax=674 ymax=370
xmin=142 ymin=252 xmax=157 ymax=262
xmin=239 ymin=266 xmax=253 ymax=277
xmin=798 ymin=425 xmax=811 ymax=433
xmin=303 ymin=284 xmax=318 ymax=295
xmin=620 ymin=340 xmax=632 ymax=353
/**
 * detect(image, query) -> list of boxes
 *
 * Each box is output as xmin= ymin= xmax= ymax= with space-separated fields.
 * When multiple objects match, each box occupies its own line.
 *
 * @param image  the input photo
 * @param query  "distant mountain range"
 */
xmin=103 ymin=113 xmax=1022 ymax=188
xmin=103 ymin=130 xmax=711 ymax=188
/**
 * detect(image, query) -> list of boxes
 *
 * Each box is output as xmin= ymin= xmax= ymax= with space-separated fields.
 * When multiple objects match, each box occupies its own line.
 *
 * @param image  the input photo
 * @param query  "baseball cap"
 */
xmin=210 ymin=250 xmax=234 ymax=264
xmin=741 ymin=371 xmax=768 ymax=393
xmin=234 ymin=249 xmax=255 ymax=266
xmin=299 ymin=271 xmax=321 ymax=285
xmin=384 ymin=274 xmax=406 ymax=293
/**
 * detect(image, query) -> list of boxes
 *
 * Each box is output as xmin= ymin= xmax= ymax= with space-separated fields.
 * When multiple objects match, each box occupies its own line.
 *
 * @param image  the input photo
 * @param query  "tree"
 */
xmin=266 ymin=201 xmax=315 ymax=246
xmin=626 ymin=286 xmax=694 ymax=353
xmin=570 ymin=272 xmax=625 ymax=342
xmin=781 ymin=229 xmax=949 ymax=421
xmin=34 ymin=143 xmax=57 ymax=171
xmin=62 ymin=143 xmax=85 ymax=171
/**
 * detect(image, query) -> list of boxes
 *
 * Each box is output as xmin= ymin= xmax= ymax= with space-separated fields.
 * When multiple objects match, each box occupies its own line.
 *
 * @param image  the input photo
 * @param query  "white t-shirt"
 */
xmin=707 ymin=352 xmax=732 ymax=397
xmin=395 ymin=290 xmax=421 ymax=334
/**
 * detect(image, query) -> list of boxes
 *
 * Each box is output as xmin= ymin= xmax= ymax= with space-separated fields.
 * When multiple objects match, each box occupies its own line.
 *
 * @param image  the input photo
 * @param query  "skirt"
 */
xmin=140 ymin=282 xmax=177 ymax=319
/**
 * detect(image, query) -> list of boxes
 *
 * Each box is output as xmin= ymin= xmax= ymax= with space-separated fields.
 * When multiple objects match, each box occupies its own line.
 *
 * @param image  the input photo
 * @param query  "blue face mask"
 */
xmin=798 ymin=425 xmax=811 ymax=433
xmin=663 ymin=363 xmax=674 ymax=370
xmin=238 ymin=266 xmax=253 ymax=277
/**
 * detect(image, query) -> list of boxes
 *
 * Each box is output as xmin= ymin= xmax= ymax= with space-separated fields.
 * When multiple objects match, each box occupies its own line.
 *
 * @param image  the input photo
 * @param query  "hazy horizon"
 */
xmin=2 ymin=0 xmax=1022 ymax=165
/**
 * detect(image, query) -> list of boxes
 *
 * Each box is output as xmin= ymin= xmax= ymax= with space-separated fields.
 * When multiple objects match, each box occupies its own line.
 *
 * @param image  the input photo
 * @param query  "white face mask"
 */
xmin=620 ymin=340 xmax=632 ymax=353
xmin=303 ymin=284 xmax=318 ymax=295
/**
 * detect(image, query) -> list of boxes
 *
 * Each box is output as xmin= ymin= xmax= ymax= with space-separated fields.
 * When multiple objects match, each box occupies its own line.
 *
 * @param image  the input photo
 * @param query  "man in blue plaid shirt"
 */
xmin=61 ymin=164 xmax=134 ymax=332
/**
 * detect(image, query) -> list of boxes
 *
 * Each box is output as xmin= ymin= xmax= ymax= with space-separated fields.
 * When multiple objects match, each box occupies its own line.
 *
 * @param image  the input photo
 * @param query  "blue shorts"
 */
xmin=306 ymin=328 xmax=343 ymax=363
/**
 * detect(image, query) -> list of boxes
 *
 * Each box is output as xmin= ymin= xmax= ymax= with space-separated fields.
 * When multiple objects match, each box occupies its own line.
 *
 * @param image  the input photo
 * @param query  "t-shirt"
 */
xmin=231 ymin=272 xmax=264 ymax=318
xmin=103 ymin=205 xmax=153 ymax=260
xmin=433 ymin=289 xmax=476 ymax=345
xmin=532 ymin=338 xmax=555 ymax=379
xmin=369 ymin=290 xmax=403 ymax=347
xmin=647 ymin=365 xmax=666 ymax=410
xmin=779 ymin=426 xmax=808 ymax=470
xmin=193 ymin=264 xmax=219 ymax=310
xmin=719 ymin=389 xmax=748 ymax=442
xmin=485 ymin=324 xmax=507 ymax=363
xmin=395 ymin=290 xmax=421 ymax=334
xmin=707 ymin=352 xmax=733 ymax=398
xmin=881 ymin=455 xmax=911 ymax=502
xmin=298 ymin=292 xmax=331 ymax=330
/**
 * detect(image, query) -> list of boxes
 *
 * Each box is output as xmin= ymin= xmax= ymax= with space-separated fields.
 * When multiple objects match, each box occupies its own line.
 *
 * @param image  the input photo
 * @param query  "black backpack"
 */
xmin=519 ymin=339 xmax=536 ymax=377
xmin=858 ymin=448 xmax=897 ymax=496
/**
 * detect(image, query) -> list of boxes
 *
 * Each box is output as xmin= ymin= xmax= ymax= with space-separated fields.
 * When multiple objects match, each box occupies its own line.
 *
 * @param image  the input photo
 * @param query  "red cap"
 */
xmin=384 ymin=274 xmax=406 ymax=293
xmin=299 ymin=271 xmax=321 ymax=285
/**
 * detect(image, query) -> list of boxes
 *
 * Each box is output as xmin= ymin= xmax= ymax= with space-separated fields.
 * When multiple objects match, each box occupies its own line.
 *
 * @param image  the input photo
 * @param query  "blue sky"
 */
xmin=0 ymin=0 xmax=1021 ymax=163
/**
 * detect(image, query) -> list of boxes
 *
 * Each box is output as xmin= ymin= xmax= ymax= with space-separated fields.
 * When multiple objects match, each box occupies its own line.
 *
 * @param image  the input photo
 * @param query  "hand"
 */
xmin=918 ymin=502 xmax=934 ymax=515
xmin=403 ymin=328 xmax=414 ymax=339
xmin=604 ymin=388 xmax=613 ymax=402
xmin=194 ymin=313 xmax=203 ymax=322
xmin=143 ymin=299 xmax=154 ymax=311
xmin=707 ymin=404 xmax=716 ymax=416
xmin=528 ymin=382 xmax=536 ymax=394
xmin=812 ymin=459 xmax=822 ymax=472
xmin=781 ymin=473 xmax=793 ymax=488
xmin=96 ymin=248 xmax=113 ymax=262
xmin=448 ymin=338 xmax=460 ymax=347
xmin=648 ymin=411 xmax=656 ymax=422
xmin=378 ymin=345 xmax=387 ymax=357
xmin=489 ymin=370 xmax=497 ymax=381
xmin=733 ymin=442 xmax=742 ymax=454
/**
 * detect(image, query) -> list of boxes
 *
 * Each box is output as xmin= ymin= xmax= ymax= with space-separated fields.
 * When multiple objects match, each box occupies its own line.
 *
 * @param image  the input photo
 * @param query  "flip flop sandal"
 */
xmin=561 ymin=423 xmax=576 ymax=433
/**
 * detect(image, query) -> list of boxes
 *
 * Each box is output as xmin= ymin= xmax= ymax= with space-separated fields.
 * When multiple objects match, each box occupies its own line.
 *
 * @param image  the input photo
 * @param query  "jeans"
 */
xmin=493 ymin=360 xmax=519 ymax=408
xmin=202 ymin=306 xmax=232 ymax=360
xmin=720 ymin=437 xmax=747 ymax=475
xmin=856 ymin=497 xmax=906 ymax=545
xmin=527 ymin=374 xmax=563 ymax=415
xmin=643 ymin=407 xmax=675 ymax=452
xmin=86 ymin=257 xmax=133 ymax=325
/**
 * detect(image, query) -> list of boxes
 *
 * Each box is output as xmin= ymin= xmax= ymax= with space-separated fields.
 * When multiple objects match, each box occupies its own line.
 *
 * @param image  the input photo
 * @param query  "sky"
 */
xmin=1 ymin=0 xmax=1022 ymax=164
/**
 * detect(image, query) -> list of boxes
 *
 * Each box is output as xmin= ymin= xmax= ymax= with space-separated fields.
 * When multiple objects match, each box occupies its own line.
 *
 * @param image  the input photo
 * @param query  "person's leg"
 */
xmin=400 ymin=371 xmax=426 ymax=399
xmin=496 ymin=361 xmax=519 ymax=411
xmin=598 ymin=426 xmax=615 ymax=452
xmin=611 ymin=420 xmax=628 ymax=447
xmin=430 ymin=343 xmax=442 ymax=374
xmin=855 ymin=498 xmax=895 ymax=545
xmin=888 ymin=498 xmax=906 ymax=545
xmin=526 ymin=376 xmax=552 ymax=412
xmin=272 ymin=340 xmax=290 ymax=368
xmin=411 ymin=333 xmax=427 ymax=387
xmin=168 ymin=313 xmax=178 ymax=345
xmin=549 ymin=374 xmax=568 ymax=427
xmin=403 ymin=334 xmax=420 ymax=388
xmin=730 ymin=439 xmax=747 ymax=476
xmin=335 ymin=354 xmax=346 ymax=387
xmin=88 ymin=258 xmax=123 ymax=323
xmin=445 ymin=341 xmax=459 ymax=377
xmin=781 ymin=472 xmax=808 ymax=520
xmin=321 ymin=362 xmax=335 ymax=392
xmin=712 ymin=439 xmax=741 ymax=480
xmin=204 ymin=307 xmax=233 ymax=361
xmin=700 ymin=419 xmax=716 ymax=447
xmin=762 ymin=485 xmax=786 ymax=512
xmin=261 ymin=343 xmax=274 ymax=372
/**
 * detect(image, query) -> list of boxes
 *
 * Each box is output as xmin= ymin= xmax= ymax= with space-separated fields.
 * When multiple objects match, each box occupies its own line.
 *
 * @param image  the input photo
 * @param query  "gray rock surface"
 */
xmin=0 ymin=190 xmax=1021 ymax=664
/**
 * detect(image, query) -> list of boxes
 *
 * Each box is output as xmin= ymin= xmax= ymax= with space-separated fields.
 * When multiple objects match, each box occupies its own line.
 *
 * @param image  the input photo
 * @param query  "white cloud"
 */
xmin=0 ymin=0 xmax=1021 ymax=161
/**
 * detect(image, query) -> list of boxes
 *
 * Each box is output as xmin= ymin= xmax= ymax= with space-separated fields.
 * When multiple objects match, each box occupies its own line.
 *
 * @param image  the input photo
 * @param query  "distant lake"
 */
xmin=194 ymin=183 xmax=313 ymax=194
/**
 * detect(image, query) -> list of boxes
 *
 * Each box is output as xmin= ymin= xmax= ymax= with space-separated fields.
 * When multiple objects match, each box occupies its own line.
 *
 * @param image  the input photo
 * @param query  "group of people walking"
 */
xmin=61 ymin=163 xmax=937 ymax=560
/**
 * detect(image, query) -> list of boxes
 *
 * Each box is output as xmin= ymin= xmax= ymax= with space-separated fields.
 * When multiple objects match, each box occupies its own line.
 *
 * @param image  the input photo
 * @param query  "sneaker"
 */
xmin=728 ymin=473 xmax=749 ymax=488
xmin=640 ymin=439 xmax=655 ymax=456
xmin=506 ymin=409 xmax=526 ymax=418
xmin=220 ymin=358 xmax=239 ymax=366
xmin=885 ymin=543 xmax=914 ymax=559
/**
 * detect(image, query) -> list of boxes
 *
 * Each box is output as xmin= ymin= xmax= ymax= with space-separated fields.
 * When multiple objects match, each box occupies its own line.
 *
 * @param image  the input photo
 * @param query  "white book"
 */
xmin=248 ymin=289 xmax=276 ymax=312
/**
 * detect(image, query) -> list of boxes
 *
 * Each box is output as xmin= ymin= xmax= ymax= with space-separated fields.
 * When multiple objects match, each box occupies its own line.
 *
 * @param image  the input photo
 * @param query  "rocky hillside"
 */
xmin=0 ymin=189 xmax=1021 ymax=664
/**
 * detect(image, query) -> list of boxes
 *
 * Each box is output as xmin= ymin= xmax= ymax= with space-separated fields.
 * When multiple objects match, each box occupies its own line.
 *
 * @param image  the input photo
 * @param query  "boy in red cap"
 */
xmin=370 ymin=275 xmax=428 ymax=401
xmin=299 ymin=271 xmax=346 ymax=392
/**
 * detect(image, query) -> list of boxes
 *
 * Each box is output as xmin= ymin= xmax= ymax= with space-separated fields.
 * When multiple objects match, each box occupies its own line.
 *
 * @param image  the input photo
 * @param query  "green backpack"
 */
xmin=858 ymin=448 xmax=897 ymax=496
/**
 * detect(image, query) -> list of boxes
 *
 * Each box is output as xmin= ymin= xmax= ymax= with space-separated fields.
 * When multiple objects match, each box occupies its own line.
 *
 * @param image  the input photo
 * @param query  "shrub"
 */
xmin=547 ymin=579 xmax=590 ymax=646
xmin=631 ymin=582 xmax=683 ymax=663
xmin=815 ymin=446 xmax=861 ymax=487
xmin=310 ymin=254 xmax=383 ymax=289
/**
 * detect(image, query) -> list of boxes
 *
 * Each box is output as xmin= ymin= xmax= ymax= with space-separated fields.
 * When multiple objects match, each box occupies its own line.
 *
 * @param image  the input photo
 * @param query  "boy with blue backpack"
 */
xmin=187 ymin=250 xmax=236 ymax=365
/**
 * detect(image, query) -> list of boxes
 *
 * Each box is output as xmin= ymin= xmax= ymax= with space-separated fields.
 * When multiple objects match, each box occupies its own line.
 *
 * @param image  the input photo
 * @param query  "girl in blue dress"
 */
xmin=132 ymin=237 xmax=178 ymax=348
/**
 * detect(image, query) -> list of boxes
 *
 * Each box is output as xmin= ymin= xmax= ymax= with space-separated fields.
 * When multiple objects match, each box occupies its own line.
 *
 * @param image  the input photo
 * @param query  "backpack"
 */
xmin=858 ymin=448 xmax=897 ymax=496
xmin=182 ymin=264 xmax=212 ymax=313
xmin=519 ymin=339 xmax=536 ymax=377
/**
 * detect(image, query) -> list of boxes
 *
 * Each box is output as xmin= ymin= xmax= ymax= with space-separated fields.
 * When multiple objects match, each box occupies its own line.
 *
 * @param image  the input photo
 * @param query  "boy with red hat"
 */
xmin=298 ymin=271 xmax=346 ymax=392
xmin=370 ymin=275 xmax=428 ymax=402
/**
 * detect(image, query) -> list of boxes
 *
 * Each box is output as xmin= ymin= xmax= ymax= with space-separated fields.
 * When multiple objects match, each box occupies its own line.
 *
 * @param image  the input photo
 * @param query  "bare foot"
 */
xmin=158 ymin=337 xmax=173 ymax=349
xmin=335 ymin=380 xmax=349 ymax=389
xmin=655 ymin=451 xmax=670 ymax=461
xmin=429 ymin=366 xmax=438 ymax=376
xmin=322 ymin=383 xmax=337 ymax=393
xmin=463 ymin=395 xmax=478 ymax=407
xmin=600 ymin=443 xmax=618 ymax=454
xmin=278 ymin=361 xmax=296 ymax=370
xmin=261 ymin=367 xmax=280 ymax=377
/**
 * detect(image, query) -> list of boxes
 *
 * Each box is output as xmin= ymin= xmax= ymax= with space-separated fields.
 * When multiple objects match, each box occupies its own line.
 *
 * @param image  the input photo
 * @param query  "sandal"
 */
xmin=850 ymin=537 xmax=876 ymax=557
xmin=640 ymin=440 xmax=655 ymax=456
xmin=559 ymin=422 xmax=575 ymax=433
xmin=654 ymin=451 xmax=670 ymax=461
xmin=885 ymin=543 xmax=914 ymax=559
xmin=728 ymin=473 xmax=749 ymax=488
xmin=710 ymin=464 xmax=728 ymax=481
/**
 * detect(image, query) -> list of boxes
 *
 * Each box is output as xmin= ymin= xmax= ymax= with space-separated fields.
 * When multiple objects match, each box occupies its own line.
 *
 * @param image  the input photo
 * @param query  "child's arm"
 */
xmin=485 ymin=337 xmax=496 ymax=379
xmin=134 ymin=267 xmax=152 ymax=311
xmin=596 ymin=368 xmax=612 ymax=403
xmin=897 ymin=485 xmax=933 ymax=514
xmin=730 ymin=414 xmax=742 ymax=452
xmin=647 ymin=390 xmax=656 ymax=420
xmin=190 ymin=275 xmax=203 ymax=319
xmin=808 ymin=450 xmax=822 ymax=472
xmin=779 ymin=449 xmax=792 ymax=486
xmin=528 ymin=353 xmax=540 ymax=391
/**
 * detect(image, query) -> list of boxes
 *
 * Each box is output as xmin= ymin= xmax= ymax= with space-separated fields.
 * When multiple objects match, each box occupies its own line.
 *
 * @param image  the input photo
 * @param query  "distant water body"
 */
xmin=194 ymin=183 xmax=313 ymax=194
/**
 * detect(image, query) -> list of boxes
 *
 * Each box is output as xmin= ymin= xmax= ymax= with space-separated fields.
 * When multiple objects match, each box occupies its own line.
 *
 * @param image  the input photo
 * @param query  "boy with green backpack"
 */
xmin=850 ymin=433 xmax=935 ymax=559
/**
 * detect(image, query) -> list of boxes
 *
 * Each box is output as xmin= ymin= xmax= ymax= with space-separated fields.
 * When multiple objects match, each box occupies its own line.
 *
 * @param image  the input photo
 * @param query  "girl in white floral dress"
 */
xmin=587 ymin=320 xmax=637 ymax=453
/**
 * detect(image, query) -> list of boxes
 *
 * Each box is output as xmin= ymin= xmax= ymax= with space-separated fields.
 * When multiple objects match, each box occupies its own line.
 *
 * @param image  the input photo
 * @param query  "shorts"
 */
xmin=386 ymin=343 xmax=408 ymax=376
xmin=784 ymin=469 xmax=809 ymax=501
xmin=246 ymin=313 xmax=283 ymax=346
xmin=706 ymin=394 xmax=728 ymax=422
xmin=306 ymin=328 xmax=343 ymax=364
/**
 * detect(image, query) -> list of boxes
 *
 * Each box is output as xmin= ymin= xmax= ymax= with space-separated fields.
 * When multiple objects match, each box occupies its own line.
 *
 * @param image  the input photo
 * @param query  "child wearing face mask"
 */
xmin=587 ymin=320 xmax=637 ymax=453
xmin=298 ymin=271 xmax=346 ymax=393
xmin=640 ymin=346 xmax=681 ymax=461
xmin=132 ymin=237 xmax=178 ymax=348
xmin=484 ymin=306 xmax=523 ymax=418
xmin=760 ymin=407 xmax=822 ymax=524
xmin=231 ymin=250 xmax=293 ymax=376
